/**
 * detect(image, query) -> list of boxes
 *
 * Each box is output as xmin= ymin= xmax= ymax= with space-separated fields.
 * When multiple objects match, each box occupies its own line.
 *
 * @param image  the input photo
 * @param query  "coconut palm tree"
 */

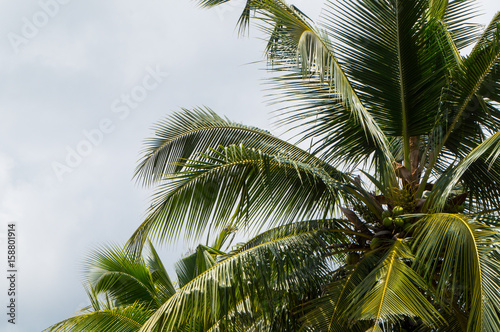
xmin=127 ymin=0 xmax=500 ymax=330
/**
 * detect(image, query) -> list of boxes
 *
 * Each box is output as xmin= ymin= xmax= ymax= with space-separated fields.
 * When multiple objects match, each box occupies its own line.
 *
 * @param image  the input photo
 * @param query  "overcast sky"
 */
xmin=0 ymin=0 xmax=498 ymax=331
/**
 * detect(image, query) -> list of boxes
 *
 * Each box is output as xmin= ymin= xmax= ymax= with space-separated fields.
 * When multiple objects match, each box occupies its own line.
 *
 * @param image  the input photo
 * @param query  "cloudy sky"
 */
xmin=0 ymin=0 xmax=498 ymax=330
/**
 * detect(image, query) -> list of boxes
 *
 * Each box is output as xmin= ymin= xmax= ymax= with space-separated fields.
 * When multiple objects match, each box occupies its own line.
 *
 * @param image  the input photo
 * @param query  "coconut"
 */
xmin=383 ymin=217 xmax=393 ymax=227
xmin=393 ymin=206 xmax=404 ymax=216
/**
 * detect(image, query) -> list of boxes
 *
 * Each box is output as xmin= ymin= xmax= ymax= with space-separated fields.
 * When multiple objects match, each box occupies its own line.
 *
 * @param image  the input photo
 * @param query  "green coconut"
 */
xmin=382 ymin=210 xmax=392 ymax=219
xmin=394 ymin=217 xmax=404 ymax=228
xmin=383 ymin=217 xmax=393 ymax=227
xmin=393 ymin=206 xmax=404 ymax=216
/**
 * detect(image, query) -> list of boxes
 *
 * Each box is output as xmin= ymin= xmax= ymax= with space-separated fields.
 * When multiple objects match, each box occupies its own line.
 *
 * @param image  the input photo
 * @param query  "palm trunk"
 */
xmin=409 ymin=136 xmax=420 ymax=184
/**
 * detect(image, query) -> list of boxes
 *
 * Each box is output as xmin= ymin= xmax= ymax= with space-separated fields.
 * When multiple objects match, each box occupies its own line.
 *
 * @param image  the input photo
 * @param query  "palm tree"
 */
xmin=127 ymin=0 xmax=500 ymax=330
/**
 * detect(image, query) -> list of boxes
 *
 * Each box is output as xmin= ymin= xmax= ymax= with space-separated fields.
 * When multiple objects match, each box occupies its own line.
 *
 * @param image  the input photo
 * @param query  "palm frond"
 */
xmin=204 ymin=297 xmax=257 ymax=332
xmin=328 ymin=0 xmax=432 ymax=165
xmin=145 ymin=241 xmax=177 ymax=302
xmin=134 ymin=107 xmax=332 ymax=187
xmin=43 ymin=302 xmax=153 ymax=332
xmin=128 ymin=144 xmax=351 ymax=252
xmin=84 ymin=244 xmax=167 ymax=309
xmin=423 ymin=13 xmax=500 ymax=171
xmin=299 ymin=253 xmax=381 ymax=331
xmin=477 ymin=12 xmax=500 ymax=106
xmin=258 ymin=0 xmax=396 ymax=186
xmin=427 ymin=129 xmax=500 ymax=211
xmin=443 ymin=0 xmax=482 ymax=51
xmin=412 ymin=213 xmax=500 ymax=332
xmin=347 ymin=239 xmax=443 ymax=330
xmin=138 ymin=219 xmax=337 ymax=331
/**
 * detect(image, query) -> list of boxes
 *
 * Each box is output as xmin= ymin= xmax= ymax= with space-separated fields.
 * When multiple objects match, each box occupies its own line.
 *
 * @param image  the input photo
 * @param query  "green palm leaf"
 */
xmin=128 ymin=143 xmax=351 ymax=252
xmin=145 ymin=241 xmax=177 ymax=303
xmin=329 ymin=0 xmax=430 ymax=162
xmin=134 ymin=107 xmax=334 ymax=187
xmin=420 ymin=12 xmax=500 ymax=193
xmin=442 ymin=0 xmax=482 ymax=51
xmin=427 ymin=129 xmax=500 ymax=211
xmin=347 ymin=239 xmax=443 ymax=330
xmin=43 ymin=302 xmax=153 ymax=332
xmin=138 ymin=219 xmax=338 ymax=331
xmin=261 ymin=1 xmax=396 ymax=186
xmin=84 ymin=243 xmax=173 ymax=309
xmin=412 ymin=213 xmax=500 ymax=332
xmin=299 ymin=253 xmax=380 ymax=332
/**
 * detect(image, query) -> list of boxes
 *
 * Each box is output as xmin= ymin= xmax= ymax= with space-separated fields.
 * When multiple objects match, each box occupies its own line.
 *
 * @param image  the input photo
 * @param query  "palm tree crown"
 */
xmin=50 ymin=0 xmax=500 ymax=331
xmin=129 ymin=0 xmax=500 ymax=330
